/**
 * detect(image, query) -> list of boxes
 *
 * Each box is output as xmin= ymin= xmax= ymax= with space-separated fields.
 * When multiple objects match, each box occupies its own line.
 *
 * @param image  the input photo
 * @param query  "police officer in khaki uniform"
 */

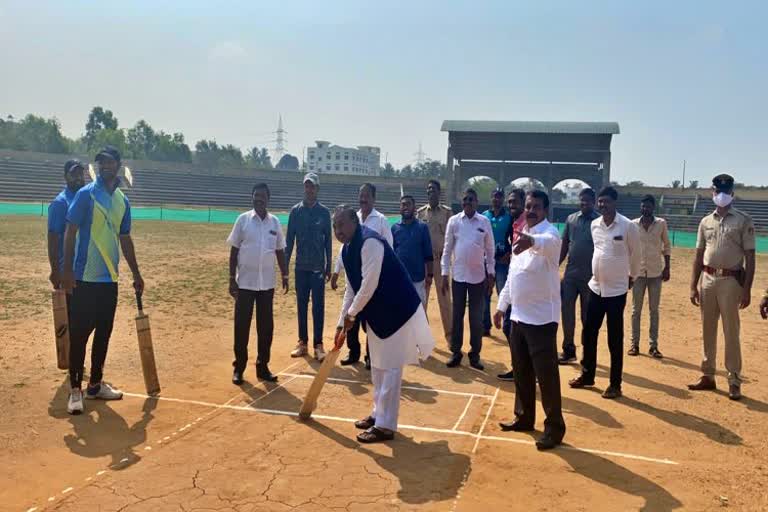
xmin=417 ymin=179 xmax=453 ymax=341
xmin=689 ymin=174 xmax=756 ymax=400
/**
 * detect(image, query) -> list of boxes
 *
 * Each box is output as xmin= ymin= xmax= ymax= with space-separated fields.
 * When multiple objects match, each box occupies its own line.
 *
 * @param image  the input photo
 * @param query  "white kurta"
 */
xmin=338 ymin=239 xmax=435 ymax=370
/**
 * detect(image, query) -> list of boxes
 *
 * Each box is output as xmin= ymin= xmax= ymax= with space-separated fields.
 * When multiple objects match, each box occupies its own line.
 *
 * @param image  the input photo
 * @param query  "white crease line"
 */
xmin=452 ymin=396 xmax=474 ymax=431
xmin=85 ymin=477 xmax=92 ymax=481
xmin=281 ymin=372 xmax=494 ymax=399
xmin=120 ymin=392 xmax=677 ymax=466
xmin=472 ymin=387 xmax=499 ymax=454
xmin=26 ymin=363 xmax=307 ymax=512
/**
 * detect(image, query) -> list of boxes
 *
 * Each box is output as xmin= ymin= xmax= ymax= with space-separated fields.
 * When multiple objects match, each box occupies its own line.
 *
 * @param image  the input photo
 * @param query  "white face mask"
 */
xmin=713 ymin=192 xmax=733 ymax=208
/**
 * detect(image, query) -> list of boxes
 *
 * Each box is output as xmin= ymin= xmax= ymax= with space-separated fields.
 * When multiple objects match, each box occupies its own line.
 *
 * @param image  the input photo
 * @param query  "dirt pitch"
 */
xmin=1 ymin=216 xmax=768 ymax=512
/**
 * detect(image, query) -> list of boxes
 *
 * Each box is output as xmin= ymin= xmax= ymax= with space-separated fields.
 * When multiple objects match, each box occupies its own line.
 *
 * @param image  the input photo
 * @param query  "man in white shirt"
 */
xmin=494 ymin=190 xmax=565 ymax=450
xmin=441 ymin=188 xmax=495 ymax=370
xmin=227 ymin=183 xmax=289 ymax=385
xmin=569 ymin=186 xmax=640 ymax=399
xmin=334 ymin=206 xmax=435 ymax=443
xmin=629 ymin=195 xmax=671 ymax=359
xmin=331 ymin=183 xmax=393 ymax=368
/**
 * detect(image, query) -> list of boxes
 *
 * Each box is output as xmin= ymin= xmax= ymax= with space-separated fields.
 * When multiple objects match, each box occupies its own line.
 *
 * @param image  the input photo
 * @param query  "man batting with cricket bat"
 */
xmin=333 ymin=206 xmax=435 ymax=443
xmin=60 ymin=146 xmax=145 ymax=415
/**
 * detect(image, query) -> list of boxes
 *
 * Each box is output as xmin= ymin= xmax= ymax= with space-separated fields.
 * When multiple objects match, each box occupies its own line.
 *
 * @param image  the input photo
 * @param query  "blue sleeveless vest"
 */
xmin=342 ymin=226 xmax=421 ymax=339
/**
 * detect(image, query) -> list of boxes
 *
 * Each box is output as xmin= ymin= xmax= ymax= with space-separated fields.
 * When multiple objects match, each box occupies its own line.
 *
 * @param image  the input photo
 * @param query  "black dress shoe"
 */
xmin=688 ymin=376 xmax=716 ymax=391
xmin=535 ymin=434 xmax=560 ymax=451
xmin=469 ymin=359 xmax=485 ymax=371
xmin=446 ymin=354 xmax=462 ymax=368
xmin=256 ymin=365 xmax=278 ymax=382
xmin=499 ymin=419 xmax=534 ymax=432
xmin=232 ymin=370 xmax=244 ymax=385
xmin=568 ymin=374 xmax=595 ymax=388
xmin=497 ymin=370 xmax=515 ymax=381
xmin=340 ymin=354 xmax=360 ymax=366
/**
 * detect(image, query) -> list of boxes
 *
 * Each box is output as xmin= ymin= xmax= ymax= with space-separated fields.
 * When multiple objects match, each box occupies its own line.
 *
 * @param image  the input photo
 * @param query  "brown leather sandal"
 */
xmin=356 ymin=426 xmax=395 ymax=443
xmin=354 ymin=416 xmax=376 ymax=430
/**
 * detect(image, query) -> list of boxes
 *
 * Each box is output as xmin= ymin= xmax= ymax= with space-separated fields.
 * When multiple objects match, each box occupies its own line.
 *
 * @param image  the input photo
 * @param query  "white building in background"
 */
xmin=306 ymin=141 xmax=380 ymax=176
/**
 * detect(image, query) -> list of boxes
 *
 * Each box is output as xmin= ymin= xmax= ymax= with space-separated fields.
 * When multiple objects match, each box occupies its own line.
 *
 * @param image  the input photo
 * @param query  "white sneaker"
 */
xmin=67 ymin=389 xmax=84 ymax=415
xmin=314 ymin=345 xmax=326 ymax=362
xmin=290 ymin=343 xmax=308 ymax=358
xmin=85 ymin=382 xmax=123 ymax=401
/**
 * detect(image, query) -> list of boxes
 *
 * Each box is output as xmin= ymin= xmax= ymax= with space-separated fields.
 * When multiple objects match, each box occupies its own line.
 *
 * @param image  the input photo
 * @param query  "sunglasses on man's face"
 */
xmin=462 ymin=196 xmax=476 ymax=203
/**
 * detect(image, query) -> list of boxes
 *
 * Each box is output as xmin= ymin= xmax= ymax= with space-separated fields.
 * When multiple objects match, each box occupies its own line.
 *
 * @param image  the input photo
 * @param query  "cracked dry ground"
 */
xmin=4 ymin=218 xmax=768 ymax=511
xmin=46 ymin=403 xmax=476 ymax=512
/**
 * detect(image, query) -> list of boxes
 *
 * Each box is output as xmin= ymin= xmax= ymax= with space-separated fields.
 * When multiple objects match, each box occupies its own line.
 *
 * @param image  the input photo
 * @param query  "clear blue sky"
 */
xmin=1 ymin=0 xmax=766 ymax=186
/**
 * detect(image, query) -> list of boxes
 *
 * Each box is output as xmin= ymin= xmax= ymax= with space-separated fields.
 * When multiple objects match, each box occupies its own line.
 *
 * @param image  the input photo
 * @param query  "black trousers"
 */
xmin=581 ymin=290 xmax=627 ymax=388
xmin=345 ymin=317 xmax=363 ymax=359
xmin=233 ymin=288 xmax=274 ymax=372
xmin=450 ymin=280 xmax=484 ymax=360
xmin=68 ymin=281 xmax=118 ymax=389
xmin=509 ymin=321 xmax=565 ymax=440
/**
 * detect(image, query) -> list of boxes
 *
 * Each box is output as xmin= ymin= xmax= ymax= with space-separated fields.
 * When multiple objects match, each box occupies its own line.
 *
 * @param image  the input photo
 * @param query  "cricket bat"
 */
xmin=298 ymin=330 xmax=345 ymax=420
xmin=51 ymin=289 xmax=70 ymax=370
xmin=135 ymin=292 xmax=161 ymax=395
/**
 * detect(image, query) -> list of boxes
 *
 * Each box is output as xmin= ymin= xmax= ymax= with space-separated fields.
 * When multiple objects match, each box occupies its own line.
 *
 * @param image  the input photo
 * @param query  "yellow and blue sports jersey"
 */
xmin=66 ymin=176 xmax=131 ymax=283
xmin=48 ymin=187 xmax=77 ymax=271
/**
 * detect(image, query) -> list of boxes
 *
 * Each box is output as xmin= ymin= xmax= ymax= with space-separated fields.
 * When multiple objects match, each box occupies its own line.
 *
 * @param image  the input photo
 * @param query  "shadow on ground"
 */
xmin=304 ymin=418 xmax=471 ymax=505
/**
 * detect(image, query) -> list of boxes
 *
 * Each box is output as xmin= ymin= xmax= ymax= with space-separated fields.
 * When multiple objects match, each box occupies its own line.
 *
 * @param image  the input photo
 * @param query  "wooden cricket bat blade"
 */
xmin=299 ymin=331 xmax=347 ymax=420
xmin=136 ymin=312 xmax=160 ymax=395
xmin=51 ymin=289 xmax=70 ymax=370
xmin=299 ymin=335 xmax=344 ymax=420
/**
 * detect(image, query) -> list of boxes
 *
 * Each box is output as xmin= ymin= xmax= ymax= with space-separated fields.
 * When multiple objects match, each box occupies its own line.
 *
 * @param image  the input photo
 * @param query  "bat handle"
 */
xmin=136 ymin=291 xmax=144 ymax=314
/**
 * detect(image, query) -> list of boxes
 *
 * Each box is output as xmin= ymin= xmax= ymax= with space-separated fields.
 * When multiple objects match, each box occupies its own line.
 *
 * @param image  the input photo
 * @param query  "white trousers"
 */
xmin=371 ymin=366 xmax=403 ymax=431
xmin=413 ymin=280 xmax=427 ymax=309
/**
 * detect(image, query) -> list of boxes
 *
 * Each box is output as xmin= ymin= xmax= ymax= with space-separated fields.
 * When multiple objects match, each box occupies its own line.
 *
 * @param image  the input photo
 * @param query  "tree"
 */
xmin=0 ymin=114 xmax=73 ymax=153
xmin=84 ymin=107 xmax=118 ymax=150
xmin=126 ymin=120 xmax=191 ymax=162
xmin=624 ymin=180 xmax=645 ymax=188
xmin=688 ymin=180 xmax=699 ymax=189
xmin=155 ymin=131 xmax=191 ymax=162
xmin=399 ymin=165 xmax=414 ymax=178
xmin=245 ymin=147 xmax=272 ymax=169
xmin=194 ymin=140 xmax=221 ymax=168
xmin=126 ymin=120 xmax=156 ymax=159
xmin=413 ymin=159 xmax=447 ymax=178
xmin=467 ymin=176 xmax=498 ymax=199
xmin=550 ymin=188 xmax=566 ymax=203
xmin=89 ymin=128 xmax=127 ymax=156
xmin=276 ymin=154 xmax=299 ymax=171
xmin=380 ymin=163 xmax=396 ymax=177
xmin=670 ymin=180 xmax=681 ymax=188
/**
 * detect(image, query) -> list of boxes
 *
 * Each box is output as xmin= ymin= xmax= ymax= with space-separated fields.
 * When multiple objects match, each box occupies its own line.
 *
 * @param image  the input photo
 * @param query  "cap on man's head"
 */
xmin=64 ymin=159 xmax=84 ymax=174
xmin=95 ymin=145 xmax=121 ymax=163
xmin=712 ymin=173 xmax=734 ymax=191
xmin=303 ymin=172 xmax=319 ymax=186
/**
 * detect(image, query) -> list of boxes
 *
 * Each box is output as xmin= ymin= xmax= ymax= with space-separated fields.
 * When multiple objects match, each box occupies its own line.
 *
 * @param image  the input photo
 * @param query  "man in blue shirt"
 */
xmin=47 ymin=159 xmax=85 ymax=288
xmin=285 ymin=173 xmax=332 ymax=362
xmin=391 ymin=195 xmax=433 ymax=306
xmin=483 ymin=188 xmax=513 ymax=336
xmin=60 ymin=146 xmax=145 ymax=416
